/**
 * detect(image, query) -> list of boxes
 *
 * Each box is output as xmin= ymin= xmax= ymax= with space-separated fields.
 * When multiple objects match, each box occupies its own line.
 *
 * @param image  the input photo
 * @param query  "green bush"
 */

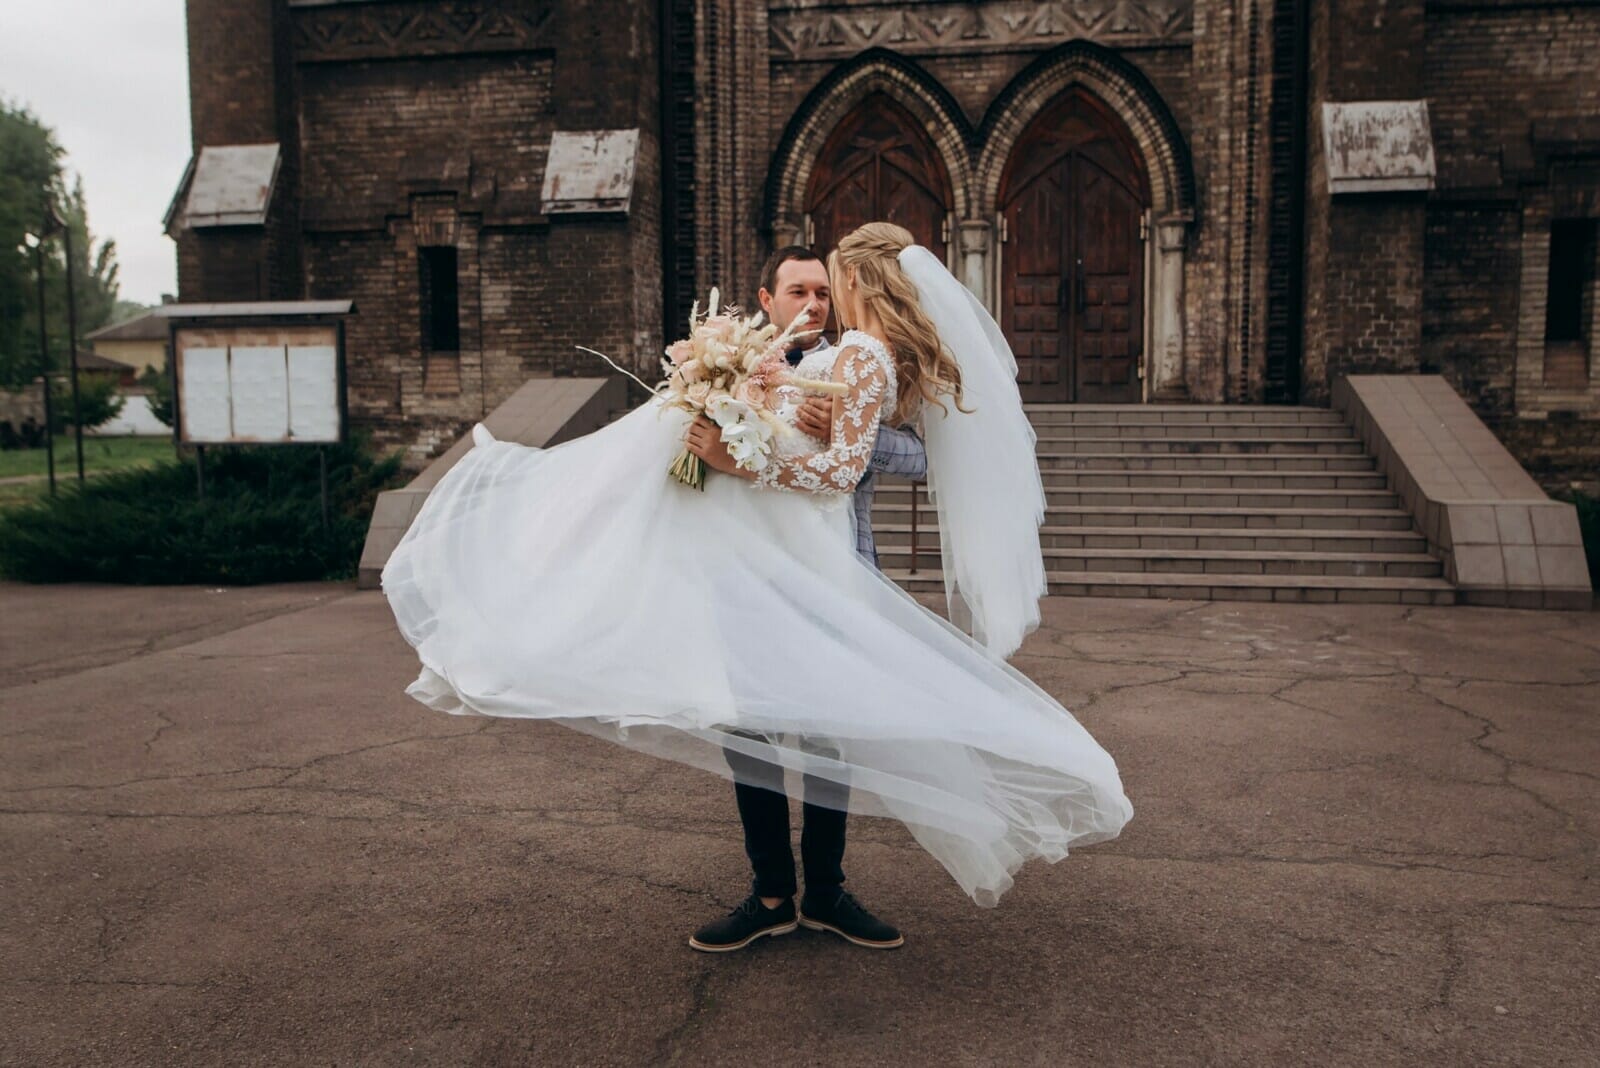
xmin=1555 ymin=489 xmax=1600 ymax=591
xmin=0 ymin=433 xmax=404 ymax=584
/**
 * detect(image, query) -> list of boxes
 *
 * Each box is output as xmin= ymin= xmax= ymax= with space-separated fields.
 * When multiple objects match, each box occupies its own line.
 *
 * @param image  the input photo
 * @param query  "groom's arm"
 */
xmin=870 ymin=423 xmax=927 ymax=481
xmin=799 ymin=395 xmax=928 ymax=482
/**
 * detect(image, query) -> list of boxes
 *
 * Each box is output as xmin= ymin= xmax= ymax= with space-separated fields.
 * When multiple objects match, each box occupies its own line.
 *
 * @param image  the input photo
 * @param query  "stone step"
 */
xmin=874 ymin=485 xmax=1402 ymax=509
xmin=1025 ymin=404 xmax=1347 ymax=426
xmin=882 ymin=568 xmax=1459 ymax=605
xmin=870 ymin=503 xmax=1419 ymax=531
xmin=1035 ymin=451 xmax=1376 ymax=472
xmin=1020 ymin=468 xmax=1391 ymax=490
xmin=872 ymin=523 xmax=1430 ymax=554
xmin=1030 ymin=421 xmax=1358 ymax=439
xmin=1029 ymin=435 xmax=1369 ymax=455
xmin=877 ymin=545 xmax=1443 ymax=578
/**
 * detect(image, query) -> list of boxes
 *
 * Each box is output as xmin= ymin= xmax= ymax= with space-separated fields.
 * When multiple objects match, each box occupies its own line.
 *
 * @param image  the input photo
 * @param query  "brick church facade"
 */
xmin=172 ymin=1 xmax=1599 ymax=480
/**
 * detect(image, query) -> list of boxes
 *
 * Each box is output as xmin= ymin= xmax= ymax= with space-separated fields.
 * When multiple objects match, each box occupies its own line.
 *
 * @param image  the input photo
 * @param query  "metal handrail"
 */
xmin=908 ymin=478 xmax=924 ymax=575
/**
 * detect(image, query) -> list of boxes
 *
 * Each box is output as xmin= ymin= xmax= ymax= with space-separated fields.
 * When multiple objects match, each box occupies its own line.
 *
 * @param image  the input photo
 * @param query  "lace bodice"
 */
xmin=756 ymin=329 xmax=897 ymax=498
xmin=770 ymin=343 xmax=840 ymax=450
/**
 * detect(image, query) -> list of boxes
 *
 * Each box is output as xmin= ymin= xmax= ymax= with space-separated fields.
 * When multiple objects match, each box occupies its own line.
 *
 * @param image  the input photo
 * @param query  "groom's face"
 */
xmin=760 ymin=258 xmax=832 ymax=344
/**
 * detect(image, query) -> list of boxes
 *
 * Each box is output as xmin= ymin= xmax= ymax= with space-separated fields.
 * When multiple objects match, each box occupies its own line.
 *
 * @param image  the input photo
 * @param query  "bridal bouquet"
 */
xmin=660 ymin=288 xmax=843 ymax=489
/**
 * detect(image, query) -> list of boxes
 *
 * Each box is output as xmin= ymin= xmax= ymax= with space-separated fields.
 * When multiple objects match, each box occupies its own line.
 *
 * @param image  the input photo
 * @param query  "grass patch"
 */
xmin=0 ymin=435 xmax=405 ymax=584
xmin=0 ymin=435 xmax=177 ymax=480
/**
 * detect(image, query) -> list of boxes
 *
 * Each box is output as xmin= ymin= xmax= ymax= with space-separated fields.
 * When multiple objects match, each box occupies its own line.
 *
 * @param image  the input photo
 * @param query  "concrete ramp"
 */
xmin=1334 ymin=375 xmax=1592 ymax=609
xmin=357 ymin=377 xmax=627 ymax=588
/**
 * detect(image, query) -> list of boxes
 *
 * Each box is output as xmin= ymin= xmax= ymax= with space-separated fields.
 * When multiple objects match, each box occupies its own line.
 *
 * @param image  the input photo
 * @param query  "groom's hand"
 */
xmin=685 ymin=416 xmax=756 ymax=480
xmin=797 ymin=397 xmax=833 ymax=443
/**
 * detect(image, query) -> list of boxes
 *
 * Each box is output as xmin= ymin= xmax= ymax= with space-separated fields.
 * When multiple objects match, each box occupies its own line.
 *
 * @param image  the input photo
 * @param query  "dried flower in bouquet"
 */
xmin=656 ymin=288 xmax=843 ymax=490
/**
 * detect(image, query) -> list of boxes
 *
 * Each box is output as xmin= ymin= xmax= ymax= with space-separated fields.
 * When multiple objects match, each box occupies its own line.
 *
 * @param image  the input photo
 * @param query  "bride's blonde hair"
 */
xmin=826 ymin=222 xmax=967 ymax=423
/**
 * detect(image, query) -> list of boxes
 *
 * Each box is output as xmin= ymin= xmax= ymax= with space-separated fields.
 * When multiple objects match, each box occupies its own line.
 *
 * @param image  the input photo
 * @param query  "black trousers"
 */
xmin=723 ymin=736 xmax=847 ymax=900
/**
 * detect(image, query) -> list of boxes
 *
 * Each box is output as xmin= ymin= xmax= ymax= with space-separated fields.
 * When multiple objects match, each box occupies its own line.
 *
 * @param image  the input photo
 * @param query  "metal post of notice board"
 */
xmin=319 ymin=445 xmax=329 ymax=534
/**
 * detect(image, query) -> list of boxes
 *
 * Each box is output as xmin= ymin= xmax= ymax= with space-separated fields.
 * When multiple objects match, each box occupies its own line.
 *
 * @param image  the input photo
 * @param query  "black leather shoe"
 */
xmin=799 ymin=889 xmax=904 ymax=949
xmin=688 ymin=894 xmax=798 ymax=953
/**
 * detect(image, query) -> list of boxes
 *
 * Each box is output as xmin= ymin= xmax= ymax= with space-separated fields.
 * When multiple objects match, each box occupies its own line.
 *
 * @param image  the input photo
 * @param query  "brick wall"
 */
xmin=1423 ymin=205 xmax=1520 ymax=414
xmin=1421 ymin=2 xmax=1600 ymax=482
xmin=183 ymin=0 xmax=662 ymax=466
xmin=184 ymin=0 xmax=281 ymax=146
xmin=298 ymin=56 xmax=554 ymax=223
xmin=181 ymin=0 xmax=300 ymax=304
xmin=1300 ymin=0 xmax=1428 ymax=405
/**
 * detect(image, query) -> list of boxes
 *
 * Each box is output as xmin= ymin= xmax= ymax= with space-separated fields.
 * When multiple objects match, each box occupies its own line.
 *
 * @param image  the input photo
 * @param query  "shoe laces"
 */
xmin=737 ymin=894 xmax=778 ymax=918
xmin=833 ymin=890 xmax=867 ymax=918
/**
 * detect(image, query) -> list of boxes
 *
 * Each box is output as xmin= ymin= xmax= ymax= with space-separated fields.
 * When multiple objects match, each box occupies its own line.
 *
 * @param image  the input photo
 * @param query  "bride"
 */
xmin=381 ymin=222 xmax=1133 ymax=914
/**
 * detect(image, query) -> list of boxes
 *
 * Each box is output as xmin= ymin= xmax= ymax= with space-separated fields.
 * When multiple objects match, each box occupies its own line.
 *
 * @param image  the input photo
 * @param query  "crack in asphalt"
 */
xmin=0 ymin=589 xmax=360 ymax=692
xmin=654 ymin=962 xmax=732 ymax=1066
xmin=4 ymin=590 xmax=1597 ymax=1064
xmin=1106 ymin=848 xmax=1526 ymax=879
xmin=0 ymin=722 xmax=496 ymax=796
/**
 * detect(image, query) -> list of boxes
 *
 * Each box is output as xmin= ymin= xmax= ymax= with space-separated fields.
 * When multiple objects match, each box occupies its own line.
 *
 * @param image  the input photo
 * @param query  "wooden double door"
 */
xmin=1000 ymin=90 xmax=1148 ymax=403
xmin=803 ymin=88 xmax=1149 ymax=404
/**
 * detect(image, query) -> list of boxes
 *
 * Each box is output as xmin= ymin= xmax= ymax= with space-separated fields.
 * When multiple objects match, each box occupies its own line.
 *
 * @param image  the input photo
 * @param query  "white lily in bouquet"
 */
xmin=657 ymin=288 xmax=843 ymax=490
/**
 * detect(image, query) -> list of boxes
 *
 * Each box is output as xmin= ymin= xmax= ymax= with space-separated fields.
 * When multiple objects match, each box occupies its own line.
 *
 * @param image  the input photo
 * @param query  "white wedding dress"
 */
xmin=382 ymin=327 xmax=1133 ymax=907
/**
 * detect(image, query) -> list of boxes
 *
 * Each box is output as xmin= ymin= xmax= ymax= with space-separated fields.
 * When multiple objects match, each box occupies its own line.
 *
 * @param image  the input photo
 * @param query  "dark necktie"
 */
xmin=786 ymin=347 xmax=805 ymax=367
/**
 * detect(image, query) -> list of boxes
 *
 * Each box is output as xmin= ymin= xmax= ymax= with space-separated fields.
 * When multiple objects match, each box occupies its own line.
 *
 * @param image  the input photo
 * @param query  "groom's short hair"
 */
xmin=759 ymin=245 xmax=823 ymax=296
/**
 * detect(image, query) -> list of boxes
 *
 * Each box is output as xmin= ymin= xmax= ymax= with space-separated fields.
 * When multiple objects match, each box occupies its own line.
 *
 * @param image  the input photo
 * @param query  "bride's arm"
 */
xmin=754 ymin=344 xmax=889 ymax=496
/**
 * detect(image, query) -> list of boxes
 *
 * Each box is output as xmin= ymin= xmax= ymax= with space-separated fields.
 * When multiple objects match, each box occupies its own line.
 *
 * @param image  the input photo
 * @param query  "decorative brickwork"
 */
xmin=768 ymin=2 xmax=1194 ymax=61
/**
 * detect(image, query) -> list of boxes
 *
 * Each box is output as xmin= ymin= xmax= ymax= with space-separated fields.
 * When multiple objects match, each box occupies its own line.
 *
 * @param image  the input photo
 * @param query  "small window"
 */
xmin=419 ymin=245 xmax=460 ymax=354
xmin=1545 ymin=219 xmax=1595 ymax=344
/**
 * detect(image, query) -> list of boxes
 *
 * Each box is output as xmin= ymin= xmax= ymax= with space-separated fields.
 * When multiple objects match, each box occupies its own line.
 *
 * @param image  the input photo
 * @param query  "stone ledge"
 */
xmin=1333 ymin=374 xmax=1593 ymax=610
xmin=356 ymin=376 xmax=627 ymax=589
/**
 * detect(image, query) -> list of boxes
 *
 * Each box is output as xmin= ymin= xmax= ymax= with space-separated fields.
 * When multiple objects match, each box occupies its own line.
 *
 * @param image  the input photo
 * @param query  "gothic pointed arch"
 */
xmin=975 ymin=40 xmax=1195 ymax=222
xmin=765 ymin=49 xmax=973 ymax=248
xmin=804 ymin=92 xmax=955 ymax=262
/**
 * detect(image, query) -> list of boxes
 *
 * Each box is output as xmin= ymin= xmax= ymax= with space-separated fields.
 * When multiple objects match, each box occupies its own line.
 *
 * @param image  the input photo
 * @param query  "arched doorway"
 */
xmin=805 ymin=93 xmax=952 ymax=264
xmin=999 ymin=88 xmax=1150 ymax=403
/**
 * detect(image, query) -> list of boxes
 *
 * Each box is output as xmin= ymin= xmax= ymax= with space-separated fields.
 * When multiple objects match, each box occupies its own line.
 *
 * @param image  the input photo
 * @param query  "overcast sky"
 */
xmin=2 ymin=1 xmax=191 ymax=308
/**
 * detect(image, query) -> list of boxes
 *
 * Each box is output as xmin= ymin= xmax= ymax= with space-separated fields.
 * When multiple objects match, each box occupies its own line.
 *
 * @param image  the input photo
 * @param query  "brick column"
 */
xmin=179 ymin=0 xmax=301 ymax=302
xmin=1300 ymin=0 xmax=1427 ymax=404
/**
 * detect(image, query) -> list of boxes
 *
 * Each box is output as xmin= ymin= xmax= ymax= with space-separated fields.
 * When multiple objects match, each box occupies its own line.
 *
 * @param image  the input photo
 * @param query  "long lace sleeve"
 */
xmin=755 ymin=344 xmax=890 ymax=497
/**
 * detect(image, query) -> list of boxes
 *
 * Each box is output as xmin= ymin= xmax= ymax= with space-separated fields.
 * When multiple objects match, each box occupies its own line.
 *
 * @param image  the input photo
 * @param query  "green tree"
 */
xmin=0 ymin=100 xmax=62 ymax=389
xmin=0 ymin=99 xmax=123 ymax=390
xmin=46 ymin=373 xmax=125 ymax=434
xmin=137 ymin=364 xmax=174 ymax=428
xmin=61 ymin=174 xmax=121 ymax=332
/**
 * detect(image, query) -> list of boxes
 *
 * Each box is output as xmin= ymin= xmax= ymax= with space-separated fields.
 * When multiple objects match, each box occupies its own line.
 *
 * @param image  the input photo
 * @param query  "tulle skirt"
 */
xmin=381 ymin=399 xmax=1132 ymax=905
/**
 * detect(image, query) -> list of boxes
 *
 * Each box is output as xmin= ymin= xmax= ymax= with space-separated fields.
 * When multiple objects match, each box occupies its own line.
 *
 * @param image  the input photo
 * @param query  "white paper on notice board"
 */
xmin=231 ymin=346 xmax=290 ymax=440
xmin=287 ymin=346 xmax=339 ymax=441
xmin=181 ymin=347 xmax=232 ymax=442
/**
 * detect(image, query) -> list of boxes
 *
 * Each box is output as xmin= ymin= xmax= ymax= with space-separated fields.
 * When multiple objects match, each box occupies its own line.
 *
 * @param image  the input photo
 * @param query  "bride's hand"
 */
xmin=796 ymin=396 xmax=833 ymax=443
xmin=685 ymin=416 xmax=756 ymax=480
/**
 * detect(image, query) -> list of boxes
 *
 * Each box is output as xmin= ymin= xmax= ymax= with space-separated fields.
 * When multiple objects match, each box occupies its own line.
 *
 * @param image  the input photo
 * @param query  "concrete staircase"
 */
xmin=874 ymin=404 xmax=1458 ymax=605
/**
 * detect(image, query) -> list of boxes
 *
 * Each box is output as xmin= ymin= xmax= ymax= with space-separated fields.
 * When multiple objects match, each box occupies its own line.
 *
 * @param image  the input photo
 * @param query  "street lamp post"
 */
xmin=46 ymin=201 xmax=86 ymax=483
xmin=20 ymin=233 xmax=57 ymax=495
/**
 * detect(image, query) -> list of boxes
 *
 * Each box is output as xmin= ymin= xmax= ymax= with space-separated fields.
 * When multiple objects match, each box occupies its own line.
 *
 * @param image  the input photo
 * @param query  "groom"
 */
xmin=689 ymin=245 xmax=928 ymax=954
